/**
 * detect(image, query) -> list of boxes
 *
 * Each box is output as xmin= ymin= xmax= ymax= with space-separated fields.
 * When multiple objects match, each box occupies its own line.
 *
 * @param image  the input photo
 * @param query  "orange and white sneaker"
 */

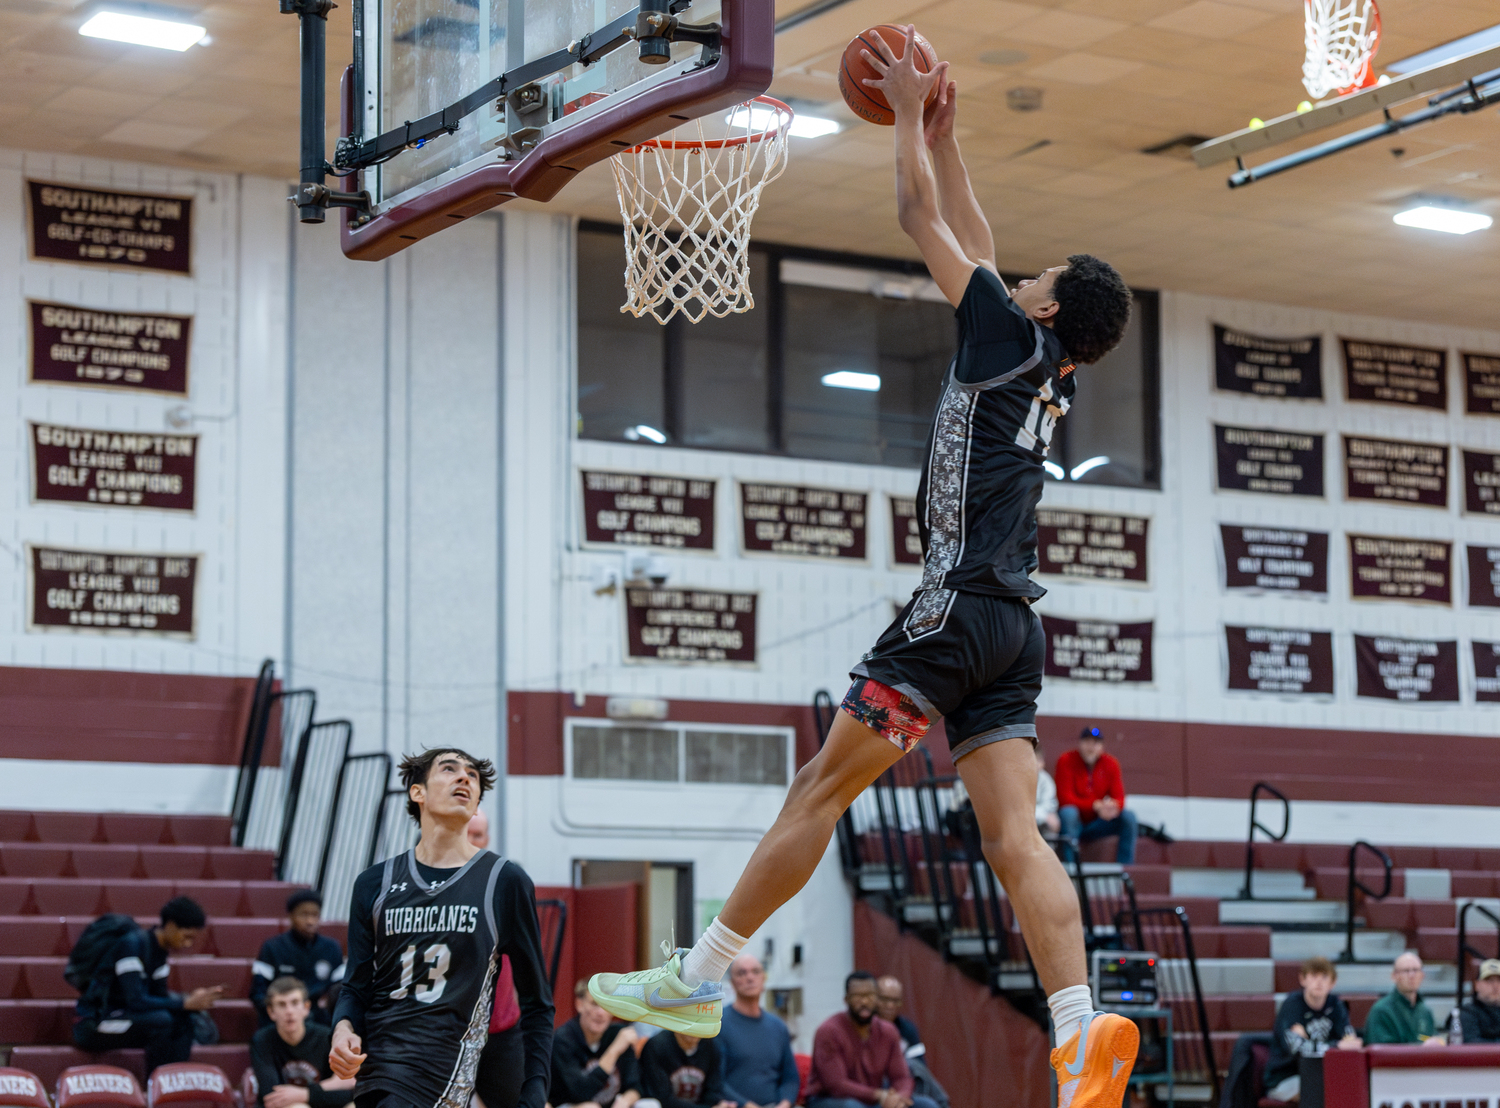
xmin=1051 ymin=1011 xmax=1139 ymax=1108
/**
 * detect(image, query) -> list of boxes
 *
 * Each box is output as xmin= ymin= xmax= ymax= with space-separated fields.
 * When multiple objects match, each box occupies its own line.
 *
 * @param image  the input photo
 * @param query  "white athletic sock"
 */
xmin=1048 ymin=985 xmax=1094 ymax=1043
xmin=679 ymin=917 xmax=748 ymax=988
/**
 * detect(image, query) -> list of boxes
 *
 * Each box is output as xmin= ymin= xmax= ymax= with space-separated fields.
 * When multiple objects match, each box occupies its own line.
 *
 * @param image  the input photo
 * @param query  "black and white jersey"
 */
xmin=910 ymin=267 xmax=1075 ymax=620
xmin=357 ymin=850 xmax=504 ymax=1108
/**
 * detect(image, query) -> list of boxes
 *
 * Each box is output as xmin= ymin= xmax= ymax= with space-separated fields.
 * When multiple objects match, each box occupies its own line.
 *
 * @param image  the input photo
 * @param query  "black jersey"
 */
xmin=357 ymin=850 xmax=505 ymax=1108
xmin=912 ymin=267 xmax=1074 ymax=611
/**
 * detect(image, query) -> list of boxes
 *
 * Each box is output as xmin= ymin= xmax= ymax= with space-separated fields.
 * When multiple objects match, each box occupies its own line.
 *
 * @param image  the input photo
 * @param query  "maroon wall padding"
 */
xmin=852 ymin=900 xmax=1050 ymax=1108
xmin=0 ymin=667 xmax=262 ymax=765
xmin=534 ymin=883 xmax=638 ymax=1028
xmin=1323 ymin=1048 xmax=1367 ymax=1108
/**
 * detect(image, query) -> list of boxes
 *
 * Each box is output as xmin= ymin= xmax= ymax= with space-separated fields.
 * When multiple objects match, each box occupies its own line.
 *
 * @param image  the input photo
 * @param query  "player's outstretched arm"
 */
xmin=862 ymin=27 xmax=975 ymax=308
xmin=923 ymin=81 xmax=998 ymax=279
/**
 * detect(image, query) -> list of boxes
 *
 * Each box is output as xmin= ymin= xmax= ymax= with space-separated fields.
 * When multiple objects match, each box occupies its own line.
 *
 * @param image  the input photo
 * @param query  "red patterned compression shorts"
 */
xmin=841 ymin=677 xmax=932 ymax=753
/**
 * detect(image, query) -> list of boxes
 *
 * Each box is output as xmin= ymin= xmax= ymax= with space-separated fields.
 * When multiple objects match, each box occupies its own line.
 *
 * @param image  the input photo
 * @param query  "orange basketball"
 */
xmin=838 ymin=25 xmax=939 ymax=126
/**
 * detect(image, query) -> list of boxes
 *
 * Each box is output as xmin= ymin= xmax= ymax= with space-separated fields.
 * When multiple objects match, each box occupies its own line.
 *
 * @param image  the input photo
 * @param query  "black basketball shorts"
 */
xmin=848 ymin=588 xmax=1043 ymax=762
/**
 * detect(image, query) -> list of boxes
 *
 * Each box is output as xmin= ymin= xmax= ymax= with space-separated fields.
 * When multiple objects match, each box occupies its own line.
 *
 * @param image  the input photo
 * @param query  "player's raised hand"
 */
xmin=861 ymin=25 xmax=940 ymax=117
xmin=923 ymin=66 xmax=957 ymax=148
xmin=330 ymin=1022 xmax=368 ymax=1079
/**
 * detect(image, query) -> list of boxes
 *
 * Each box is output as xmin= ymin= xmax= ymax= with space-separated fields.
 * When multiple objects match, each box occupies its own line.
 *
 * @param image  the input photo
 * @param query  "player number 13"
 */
xmin=390 ymin=942 xmax=450 ymax=1003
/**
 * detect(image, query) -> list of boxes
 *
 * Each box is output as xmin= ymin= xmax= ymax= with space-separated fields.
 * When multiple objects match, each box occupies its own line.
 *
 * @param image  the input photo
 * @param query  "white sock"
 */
xmin=1048 ymin=985 xmax=1094 ymax=1042
xmin=679 ymin=917 xmax=748 ymax=988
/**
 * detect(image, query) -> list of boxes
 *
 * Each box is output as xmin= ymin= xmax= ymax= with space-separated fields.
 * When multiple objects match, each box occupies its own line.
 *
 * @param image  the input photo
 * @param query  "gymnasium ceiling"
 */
xmin=2 ymin=0 xmax=1498 ymax=326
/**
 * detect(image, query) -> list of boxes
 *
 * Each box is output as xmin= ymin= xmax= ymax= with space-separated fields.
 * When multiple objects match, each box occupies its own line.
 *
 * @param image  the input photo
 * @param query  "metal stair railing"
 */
xmin=1340 ymin=840 xmax=1393 ymax=962
xmin=536 ymin=898 xmax=569 ymax=990
xmin=1456 ymin=902 xmax=1500 ymax=1010
xmin=375 ymin=787 xmax=421 ymax=861
xmin=1117 ymin=905 xmax=1220 ymax=1103
xmin=230 ymin=659 xmax=277 ymax=846
xmin=238 ymin=689 xmax=317 ymax=853
xmin=1239 ymin=781 xmax=1290 ymax=900
xmin=278 ymin=719 xmax=355 ymax=885
xmin=317 ymin=751 xmax=394 ymax=919
xmin=1073 ymin=853 xmax=1139 ymax=956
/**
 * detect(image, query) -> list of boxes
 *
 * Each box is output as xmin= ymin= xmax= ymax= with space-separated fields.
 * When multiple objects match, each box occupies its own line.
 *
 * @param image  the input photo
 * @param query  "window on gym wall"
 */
xmin=576 ymin=223 xmax=1160 ymax=488
xmin=568 ymin=721 xmax=793 ymax=786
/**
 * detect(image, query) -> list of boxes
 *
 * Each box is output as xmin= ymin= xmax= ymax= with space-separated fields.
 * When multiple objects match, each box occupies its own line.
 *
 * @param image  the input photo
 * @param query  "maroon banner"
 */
xmin=1468 ymin=545 xmax=1500 ymax=608
xmin=29 ymin=300 xmax=192 ymax=395
xmin=1225 ymin=627 xmax=1334 ymax=695
xmin=1041 ymin=617 xmax=1152 ymax=683
xmin=1213 ymin=324 xmax=1323 ymax=399
xmin=1341 ymin=337 xmax=1447 ymax=410
xmin=1463 ymin=450 xmax=1500 ymax=517
xmin=581 ymin=471 xmax=715 ymax=550
xmin=29 ymin=546 xmax=197 ymax=637
xmin=740 ymin=483 xmax=866 ymax=561
xmin=1220 ymin=525 xmax=1328 ymax=594
xmin=1463 ymin=352 xmax=1500 ymax=416
xmin=1348 ymin=535 xmax=1452 ymax=605
xmin=890 ymin=496 xmax=922 ymax=566
xmin=625 ymin=587 xmax=755 ymax=664
xmin=1214 ymin=425 xmax=1324 ymax=497
xmin=31 ymin=423 xmax=196 ymax=511
xmin=27 ymin=180 xmax=192 ymax=274
xmin=1343 ymin=435 xmax=1449 ymax=508
xmin=1354 ymin=634 xmax=1458 ymax=702
xmin=1474 ymin=642 xmax=1500 ymax=703
xmin=1036 ymin=510 xmax=1149 ymax=582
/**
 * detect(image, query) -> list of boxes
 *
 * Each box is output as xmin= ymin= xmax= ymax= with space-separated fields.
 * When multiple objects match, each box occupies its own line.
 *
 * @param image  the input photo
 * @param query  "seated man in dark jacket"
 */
xmin=73 ymin=897 xmax=222 ymax=1076
xmin=250 ymin=891 xmax=345 ymax=1026
xmin=1454 ymin=960 xmax=1500 ymax=1044
xmin=1263 ymin=957 xmax=1359 ymax=1103
xmin=250 ymin=977 xmax=355 ymax=1108
xmin=640 ymin=1030 xmax=733 ymax=1108
xmin=553 ymin=980 xmax=644 ymax=1108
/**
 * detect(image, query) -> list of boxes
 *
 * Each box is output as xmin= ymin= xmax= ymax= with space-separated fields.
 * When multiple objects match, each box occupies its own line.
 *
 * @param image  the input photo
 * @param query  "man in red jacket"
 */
xmin=1055 ymin=727 xmax=1137 ymax=864
xmin=807 ymin=973 xmax=938 ymax=1108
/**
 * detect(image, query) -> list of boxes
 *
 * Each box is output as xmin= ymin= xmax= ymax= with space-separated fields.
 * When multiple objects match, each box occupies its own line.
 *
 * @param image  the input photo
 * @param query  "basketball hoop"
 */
xmin=610 ymin=96 xmax=793 ymax=324
xmin=1303 ymin=0 xmax=1382 ymax=101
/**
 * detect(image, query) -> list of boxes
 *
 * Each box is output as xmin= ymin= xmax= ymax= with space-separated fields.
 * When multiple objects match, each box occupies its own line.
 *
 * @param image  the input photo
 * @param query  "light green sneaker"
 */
xmin=587 ymin=949 xmax=725 ymax=1037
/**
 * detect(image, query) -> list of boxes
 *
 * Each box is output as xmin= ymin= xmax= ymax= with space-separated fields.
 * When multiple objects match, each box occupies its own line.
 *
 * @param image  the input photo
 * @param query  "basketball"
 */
xmin=838 ymin=25 xmax=939 ymax=126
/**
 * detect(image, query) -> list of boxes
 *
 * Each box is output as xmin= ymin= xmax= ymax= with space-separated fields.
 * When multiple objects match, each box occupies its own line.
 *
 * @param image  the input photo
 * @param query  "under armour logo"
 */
xmin=390 ymin=882 xmax=408 ymax=892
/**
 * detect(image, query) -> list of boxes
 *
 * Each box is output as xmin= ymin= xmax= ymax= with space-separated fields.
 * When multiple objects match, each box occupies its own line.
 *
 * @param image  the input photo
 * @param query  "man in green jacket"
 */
xmin=1365 ymin=953 xmax=1445 ymax=1045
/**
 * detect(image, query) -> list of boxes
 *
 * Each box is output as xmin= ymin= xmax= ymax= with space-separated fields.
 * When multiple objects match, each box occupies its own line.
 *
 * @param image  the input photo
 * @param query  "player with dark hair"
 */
xmin=330 ymin=748 xmax=554 ymax=1108
xmin=588 ymin=28 xmax=1137 ymax=1108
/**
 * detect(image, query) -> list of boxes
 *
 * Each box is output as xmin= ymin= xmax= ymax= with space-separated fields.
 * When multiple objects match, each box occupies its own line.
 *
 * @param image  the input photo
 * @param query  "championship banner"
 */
xmin=1220 ymin=525 xmax=1328 ymax=594
xmin=625 ymin=587 xmax=756 ymax=664
xmin=27 ymin=180 xmax=192 ymax=275
xmin=1354 ymin=634 xmax=1458 ymax=702
xmin=739 ymin=482 xmax=867 ymax=561
xmin=1225 ymin=626 xmax=1333 ymax=695
xmin=1463 ymin=449 xmax=1500 ymax=517
xmin=1343 ymin=435 xmax=1448 ymax=508
xmin=1468 ymin=545 xmax=1500 ymax=609
xmin=1464 ymin=351 xmax=1500 ymax=416
xmin=29 ymin=545 xmax=197 ymax=637
xmin=580 ymin=471 xmax=716 ymax=550
xmin=1041 ymin=617 xmax=1152 ymax=683
xmin=1347 ymin=535 xmax=1452 ymax=605
xmin=1213 ymin=324 xmax=1322 ymax=399
xmin=1036 ymin=510 xmax=1149 ymax=582
xmin=1341 ymin=337 xmax=1447 ymax=410
xmin=1214 ymin=425 xmax=1324 ymax=497
xmin=1474 ymin=642 xmax=1500 ymax=704
xmin=29 ymin=300 xmax=192 ymax=395
xmin=31 ymin=423 xmax=196 ymax=511
xmin=889 ymin=496 xmax=922 ymax=566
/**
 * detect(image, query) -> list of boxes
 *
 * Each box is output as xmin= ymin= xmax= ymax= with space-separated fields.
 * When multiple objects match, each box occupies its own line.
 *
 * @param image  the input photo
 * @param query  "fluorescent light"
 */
xmin=727 ymin=106 xmax=839 ymax=139
xmin=1392 ymin=205 xmax=1492 ymax=235
xmin=1385 ymin=23 xmax=1500 ymax=75
xmin=80 ymin=10 xmax=206 ymax=50
xmin=1042 ymin=461 xmax=1065 ymax=480
xmin=1070 ymin=455 xmax=1110 ymax=480
xmin=624 ymin=424 xmax=667 ymax=444
xmin=821 ymin=370 xmax=880 ymax=392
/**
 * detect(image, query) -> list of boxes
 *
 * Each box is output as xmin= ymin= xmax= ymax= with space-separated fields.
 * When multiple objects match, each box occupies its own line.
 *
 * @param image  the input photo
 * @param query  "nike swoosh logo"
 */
xmin=1065 ymin=1014 xmax=1094 ymax=1077
xmin=648 ymin=987 xmax=723 ymax=1009
xmin=1112 ymin=1058 xmax=1126 ymax=1079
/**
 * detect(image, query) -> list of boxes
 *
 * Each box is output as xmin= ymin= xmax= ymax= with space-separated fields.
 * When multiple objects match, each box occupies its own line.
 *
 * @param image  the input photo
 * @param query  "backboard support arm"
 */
xmin=283 ymin=0 xmax=372 ymax=224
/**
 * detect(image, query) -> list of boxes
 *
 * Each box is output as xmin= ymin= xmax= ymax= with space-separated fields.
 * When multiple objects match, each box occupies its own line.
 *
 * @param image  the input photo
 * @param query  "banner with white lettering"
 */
xmin=1219 ymin=525 xmax=1328 ymax=595
xmin=29 ymin=300 xmax=192 ymax=395
xmin=1464 ymin=351 xmax=1500 ymax=416
xmin=1225 ymin=626 xmax=1334 ymax=695
xmin=1341 ymin=337 xmax=1448 ymax=410
xmin=1348 ymin=535 xmax=1452 ymax=605
xmin=1213 ymin=324 xmax=1323 ymax=399
xmin=27 ymin=180 xmax=192 ymax=274
xmin=580 ymin=471 xmax=716 ymax=550
xmin=889 ymin=496 xmax=922 ymax=567
xmin=739 ymin=482 xmax=867 ymax=561
xmin=1343 ymin=435 xmax=1449 ymax=508
xmin=1354 ymin=634 xmax=1458 ymax=702
xmin=1041 ymin=617 xmax=1152 ymax=683
xmin=625 ymin=587 xmax=756 ymax=664
xmin=1463 ymin=450 xmax=1500 ymax=517
xmin=1214 ymin=425 xmax=1325 ymax=497
xmin=31 ymin=423 xmax=196 ymax=511
xmin=1474 ymin=642 xmax=1500 ymax=704
xmin=1035 ymin=510 xmax=1149 ymax=582
xmin=1469 ymin=545 xmax=1500 ymax=609
xmin=28 ymin=545 xmax=198 ymax=638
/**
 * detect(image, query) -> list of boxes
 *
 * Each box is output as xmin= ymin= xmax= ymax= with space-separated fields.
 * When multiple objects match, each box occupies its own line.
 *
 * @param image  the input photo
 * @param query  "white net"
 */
xmin=610 ymin=97 xmax=792 ymax=324
xmin=1303 ymin=0 xmax=1381 ymax=100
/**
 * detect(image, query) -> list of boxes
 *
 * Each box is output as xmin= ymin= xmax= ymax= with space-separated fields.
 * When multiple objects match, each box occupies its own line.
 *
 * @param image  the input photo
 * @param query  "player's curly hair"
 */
xmin=1050 ymin=253 xmax=1132 ymax=365
xmin=398 ymin=747 xmax=496 ymax=824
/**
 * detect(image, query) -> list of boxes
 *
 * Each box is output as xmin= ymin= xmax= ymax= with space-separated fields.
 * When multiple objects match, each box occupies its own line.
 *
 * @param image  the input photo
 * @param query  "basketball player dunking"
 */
xmin=588 ymin=28 xmax=1139 ymax=1108
xmin=330 ymin=750 xmax=554 ymax=1108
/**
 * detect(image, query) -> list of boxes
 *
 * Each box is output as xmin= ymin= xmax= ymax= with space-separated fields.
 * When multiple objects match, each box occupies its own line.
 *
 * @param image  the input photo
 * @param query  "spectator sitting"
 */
xmin=1453 ymin=959 xmax=1500 ymax=1044
xmin=1054 ymin=727 xmax=1137 ymax=864
xmin=251 ymin=976 xmax=356 ymax=1108
xmin=807 ymin=972 xmax=938 ymax=1108
xmin=553 ymin=979 xmax=650 ymax=1108
xmin=1263 ymin=957 xmax=1360 ymax=1103
xmin=1033 ymin=747 xmax=1059 ymax=836
xmin=873 ymin=977 xmax=948 ymax=1108
xmin=1365 ymin=953 xmax=1444 ymax=1046
xmin=716 ymin=954 xmax=799 ymax=1108
xmin=640 ymin=1029 xmax=732 ymax=1108
xmin=251 ymin=891 xmax=345 ymax=1027
xmin=72 ymin=896 xmax=222 ymax=1075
